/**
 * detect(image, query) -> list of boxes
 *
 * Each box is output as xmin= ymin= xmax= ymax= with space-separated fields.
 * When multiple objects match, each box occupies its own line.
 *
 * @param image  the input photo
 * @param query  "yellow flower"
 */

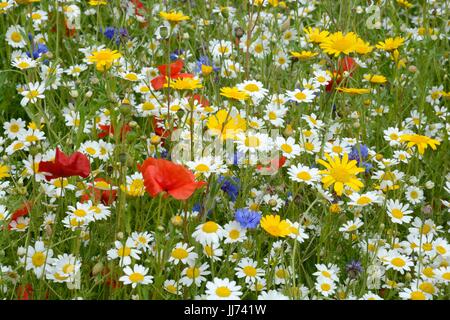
xmin=260 ymin=215 xmax=291 ymax=238
xmin=290 ymin=51 xmax=318 ymax=60
xmin=304 ymin=27 xmax=329 ymax=44
xmin=399 ymin=134 xmax=440 ymax=155
xmin=376 ymin=37 xmax=405 ymax=51
xmin=163 ymin=77 xmax=202 ymax=90
xmin=206 ymin=109 xmax=246 ymax=140
xmin=317 ymin=153 xmax=365 ymax=196
xmin=319 ymin=32 xmax=359 ymax=57
xmin=354 ymin=38 xmax=374 ymax=55
xmin=88 ymin=49 xmax=122 ymax=71
xmin=89 ymin=0 xmax=107 ymax=5
xmin=160 ymin=11 xmax=190 ymax=23
xmin=336 ymin=87 xmax=371 ymax=95
xmin=397 ymin=0 xmax=413 ymax=9
xmin=0 ymin=164 xmax=10 ymax=179
xmin=364 ymin=74 xmax=387 ymax=84
xmin=220 ymin=87 xmax=249 ymax=101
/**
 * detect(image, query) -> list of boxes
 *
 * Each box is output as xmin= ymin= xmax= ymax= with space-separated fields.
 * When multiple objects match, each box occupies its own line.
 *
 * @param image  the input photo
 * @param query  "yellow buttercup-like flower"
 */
xmin=220 ymin=87 xmax=249 ymax=101
xmin=206 ymin=109 xmax=246 ymax=140
xmin=160 ymin=11 xmax=190 ymax=23
xmin=376 ymin=37 xmax=405 ymax=51
xmin=0 ymin=164 xmax=10 ymax=179
xmin=163 ymin=77 xmax=203 ymax=90
xmin=319 ymin=32 xmax=359 ymax=57
xmin=336 ymin=87 xmax=371 ymax=95
xmin=260 ymin=215 xmax=291 ymax=238
xmin=399 ymin=134 xmax=440 ymax=155
xmin=290 ymin=51 xmax=319 ymax=60
xmin=304 ymin=27 xmax=329 ymax=44
xmin=89 ymin=0 xmax=107 ymax=5
xmin=364 ymin=74 xmax=387 ymax=84
xmin=317 ymin=153 xmax=365 ymax=196
xmin=88 ymin=49 xmax=122 ymax=71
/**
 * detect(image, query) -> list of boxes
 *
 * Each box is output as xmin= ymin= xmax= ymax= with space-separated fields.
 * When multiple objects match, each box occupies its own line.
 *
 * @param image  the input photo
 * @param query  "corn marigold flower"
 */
xmin=220 ymin=86 xmax=249 ymax=101
xmin=159 ymin=10 xmax=190 ymax=23
xmin=260 ymin=214 xmax=291 ymax=237
xmin=399 ymin=133 xmax=440 ymax=154
xmin=317 ymin=153 xmax=365 ymax=196
xmin=376 ymin=37 xmax=405 ymax=51
xmin=319 ymin=31 xmax=359 ymax=57
xmin=87 ymin=48 xmax=121 ymax=71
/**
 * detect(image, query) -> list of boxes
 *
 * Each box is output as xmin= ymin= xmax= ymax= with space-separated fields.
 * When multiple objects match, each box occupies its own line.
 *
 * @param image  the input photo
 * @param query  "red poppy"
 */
xmin=98 ymin=123 xmax=131 ymax=139
xmin=256 ymin=156 xmax=287 ymax=175
xmin=80 ymin=178 xmax=117 ymax=205
xmin=11 ymin=201 xmax=32 ymax=221
xmin=191 ymin=94 xmax=210 ymax=108
xmin=326 ymin=56 xmax=358 ymax=92
xmin=139 ymin=158 xmax=205 ymax=200
xmin=38 ymin=148 xmax=91 ymax=181
xmin=17 ymin=284 xmax=33 ymax=300
xmin=151 ymin=59 xmax=194 ymax=90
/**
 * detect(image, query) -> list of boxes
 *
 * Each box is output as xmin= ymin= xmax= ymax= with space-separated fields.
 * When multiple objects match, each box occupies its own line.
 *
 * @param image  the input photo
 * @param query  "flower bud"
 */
xmin=425 ymin=181 xmax=434 ymax=189
xmin=92 ymin=262 xmax=104 ymax=276
xmin=116 ymin=232 xmax=124 ymax=240
xmin=70 ymin=90 xmax=79 ymax=98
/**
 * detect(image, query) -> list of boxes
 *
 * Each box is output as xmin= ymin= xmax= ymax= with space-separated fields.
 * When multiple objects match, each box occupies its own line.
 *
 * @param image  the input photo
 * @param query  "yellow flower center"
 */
xmin=297 ymin=171 xmax=312 ymax=181
xmin=32 ymin=252 xmax=45 ymax=267
xmin=186 ymin=267 xmax=200 ymax=279
xmin=202 ymin=221 xmax=218 ymax=233
xmin=129 ymin=272 xmax=144 ymax=283
xmin=117 ymin=246 xmax=131 ymax=257
xmin=244 ymin=136 xmax=260 ymax=148
xmin=216 ymin=286 xmax=231 ymax=297
xmin=391 ymin=208 xmax=404 ymax=219
xmin=295 ymin=92 xmax=306 ymax=100
xmin=321 ymin=283 xmax=331 ymax=291
xmin=391 ymin=257 xmax=405 ymax=267
xmin=171 ymin=248 xmax=188 ymax=260
xmin=244 ymin=83 xmax=259 ymax=92
xmin=356 ymin=196 xmax=372 ymax=205
xmin=281 ymin=144 xmax=293 ymax=153
xmin=243 ymin=266 xmax=257 ymax=277
xmin=11 ymin=31 xmax=22 ymax=43
xmin=229 ymin=229 xmax=240 ymax=240
xmin=410 ymin=291 xmax=426 ymax=300
xmin=195 ymin=164 xmax=210 ymax=172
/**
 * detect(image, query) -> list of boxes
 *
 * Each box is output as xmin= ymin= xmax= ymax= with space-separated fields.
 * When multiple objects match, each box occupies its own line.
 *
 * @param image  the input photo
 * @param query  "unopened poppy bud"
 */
xmin=159 ymin=26 xmax=169 ymax=38
xmin=353 ymin=121 xmax=360 ymax=128
xmin=44 ymin=224 xmax=53 ymax=237
xmin=29 ymin=146 xmax=40 ymax=156
xmin=379 ymin=223 xmax=385 ymax=230
xmin=70 ymin=90 xmax=79 ymax=98
xmin=422 ymin=205 xmax=432 ymax=215
xmin=157 ymin=225 xmax=164 ymax=231
xmin=128 ymin=121 xmax=138 ymax=128
xmin=91 ymin=77 xmax=99 ymax=85
xmin=92 ymin=262 xmax=104 ymax=276
xmin=126 ymin=132 xmax=137 ymax=143
xmin=284 ymin=124 xmax=294 ymax=136
xmin=119 ymin=105 xmax=131 ymax=116
xmin=118 ymin=153 xmax=127 ymax=164
xmin=405 ymin=272 xmax=412 ymax=281
xmin=408 ymin=65 xmax=417 ymax=73
xmin=86 ymin=91 xmax=93 ymax=98
xmin=234 ymin=27 xmax=244 ymax=39
xmin=116 ymin=232 xmax=124 ymax=240
xmin=2 ymin=155 xmax=8 ymax=161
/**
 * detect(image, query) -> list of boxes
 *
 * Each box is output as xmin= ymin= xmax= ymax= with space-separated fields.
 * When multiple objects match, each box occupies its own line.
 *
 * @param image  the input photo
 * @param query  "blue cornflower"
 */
xmin=194 ymin=56 xmax=219 ymax=75
xmin=101 ymin=27 xmax=129 ymax=45
xmin=218 ymin=176 xmax=240 ymax=202
xmin=235 ymin=208 xmax=261 ymax=229
xmin=348 ymin=144 xmax=369 ymax=163
xmin=346 ymin=260 xmax=363 ymax=279
xmin=103 ymin=27 xmax=116 ymax=40
xmin=26 ymin=35 xmax=48 ymax=59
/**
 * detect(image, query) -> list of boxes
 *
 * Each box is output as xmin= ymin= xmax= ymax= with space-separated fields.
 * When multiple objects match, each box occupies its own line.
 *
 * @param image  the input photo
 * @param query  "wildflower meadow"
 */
xmin=0 ymin=0 xmax=449 ymax=302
